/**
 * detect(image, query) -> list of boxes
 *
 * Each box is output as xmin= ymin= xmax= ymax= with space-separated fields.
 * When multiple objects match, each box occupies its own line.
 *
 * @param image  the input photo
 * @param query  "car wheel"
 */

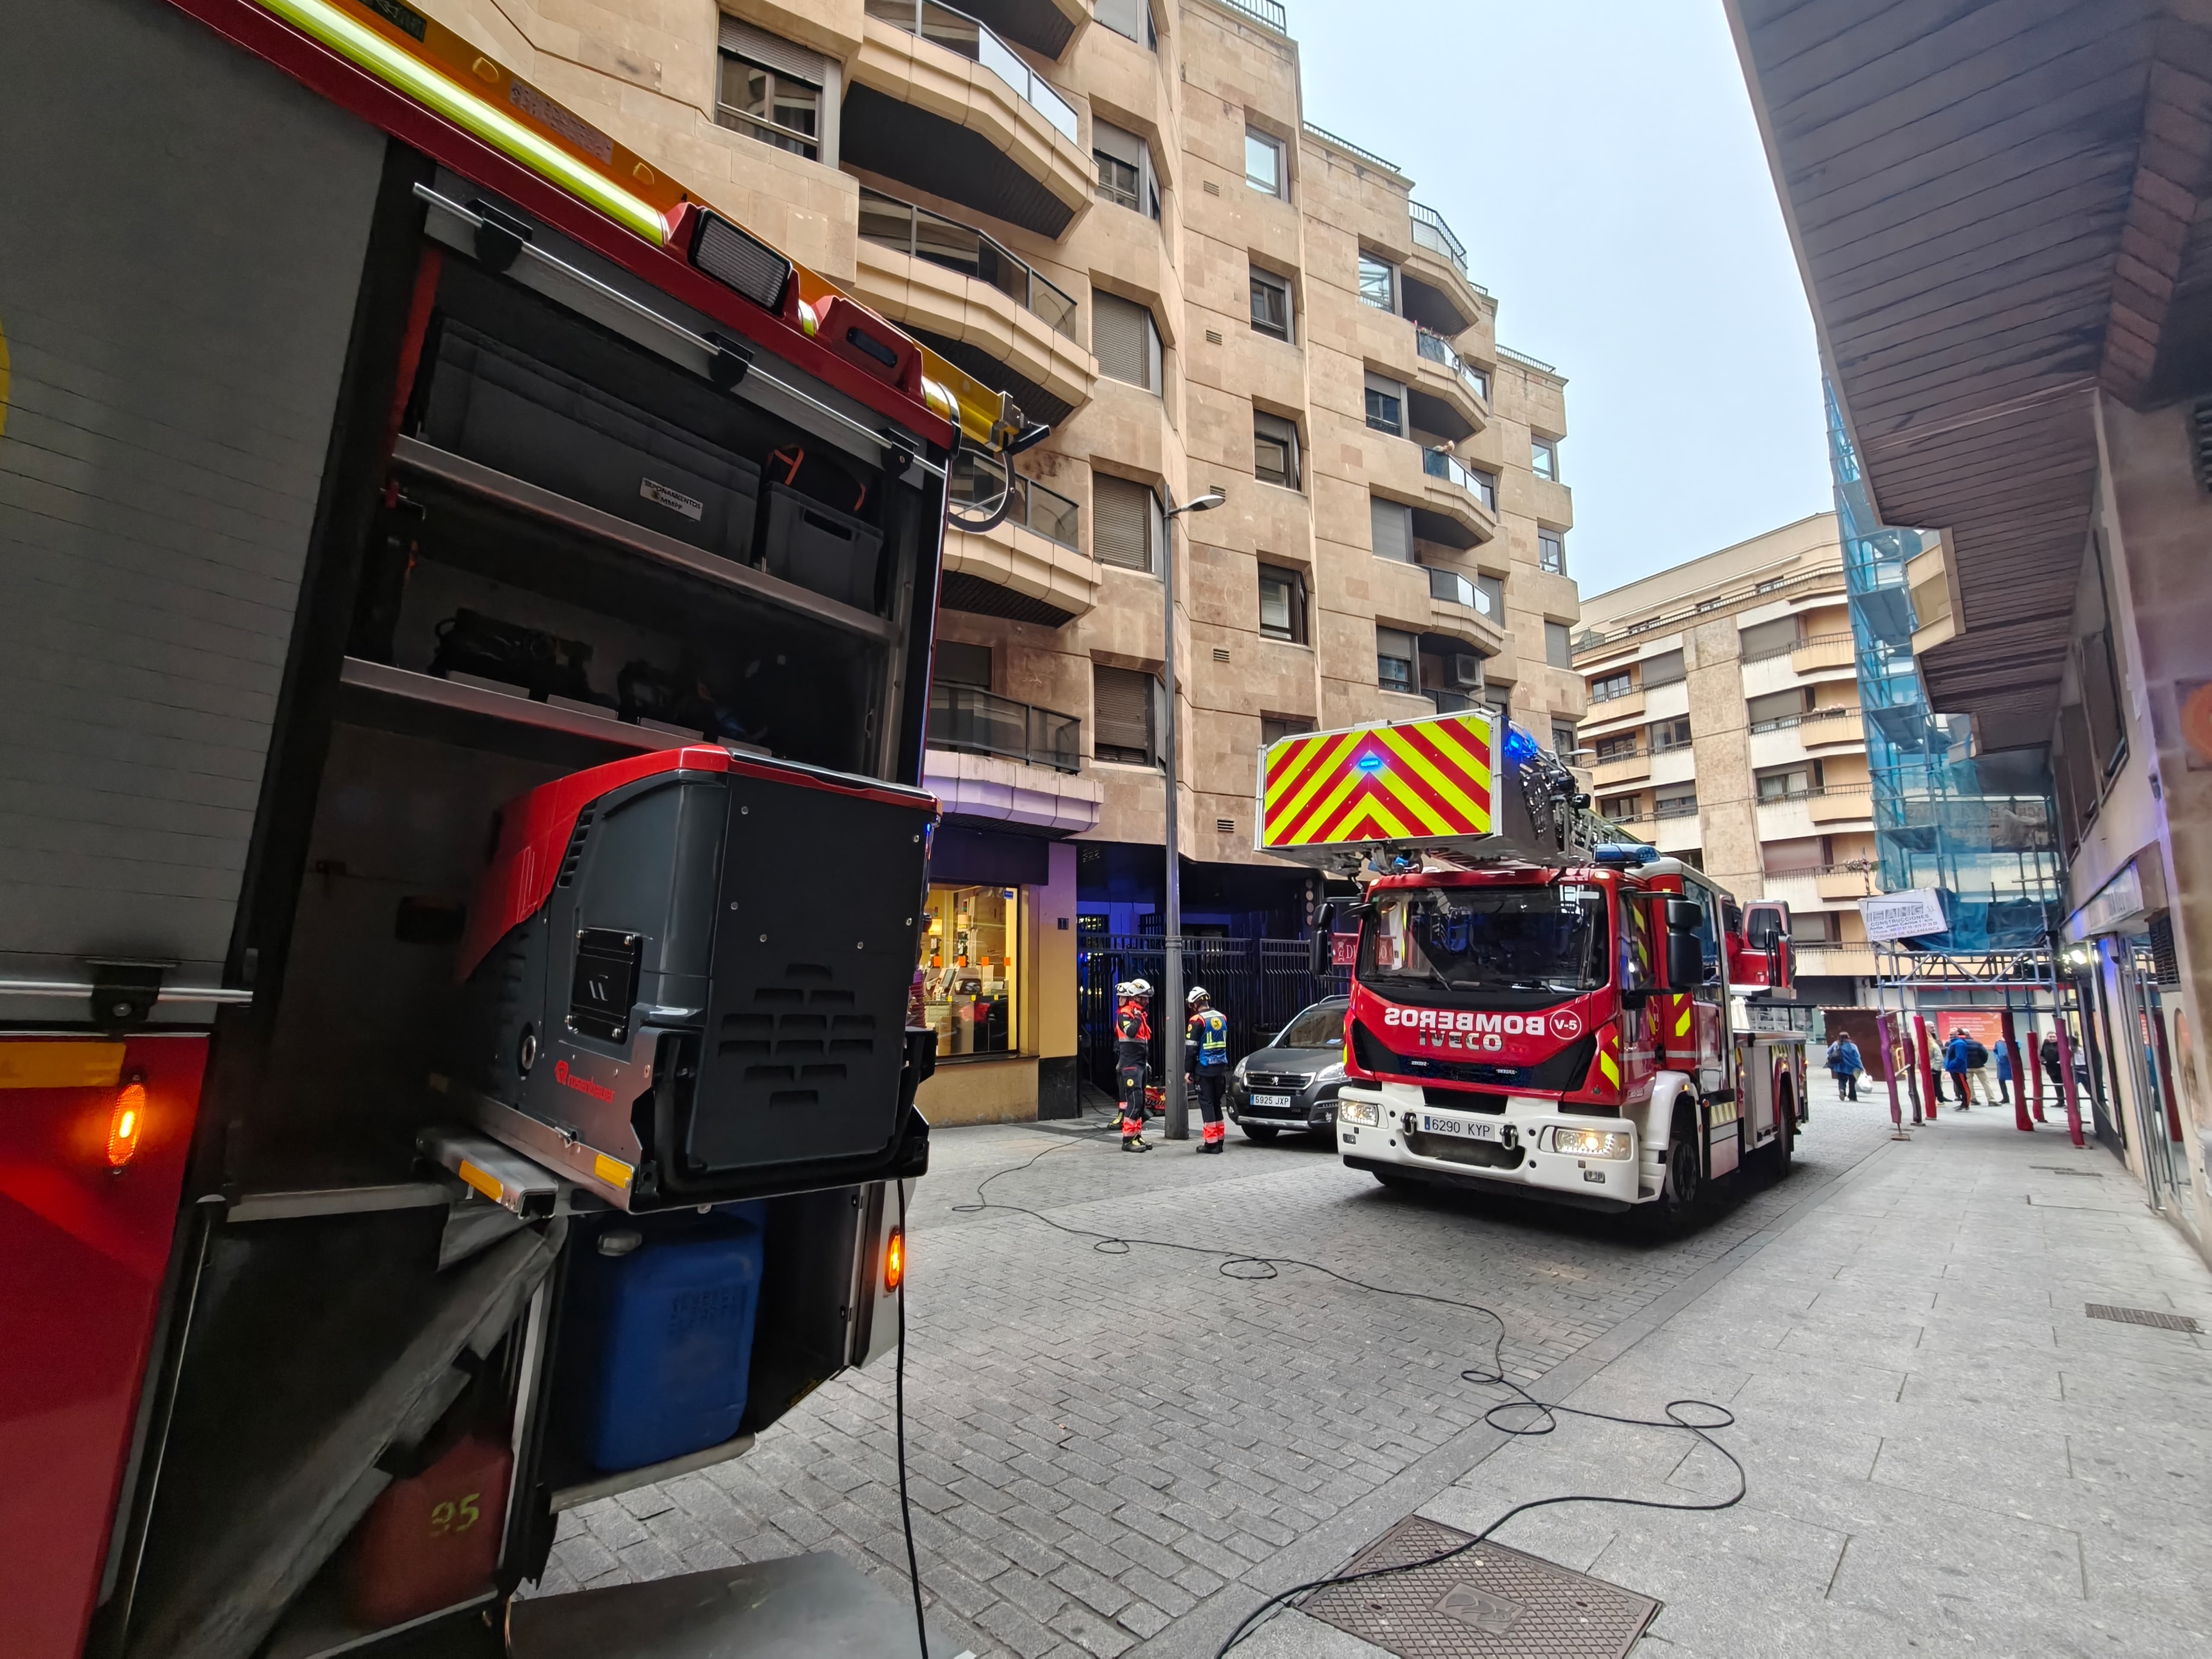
xmin=1636 ymin=1105 xmax=1704 ymax=1236
xmin=1242 ymin=1123 xmax=1279 ymax=1143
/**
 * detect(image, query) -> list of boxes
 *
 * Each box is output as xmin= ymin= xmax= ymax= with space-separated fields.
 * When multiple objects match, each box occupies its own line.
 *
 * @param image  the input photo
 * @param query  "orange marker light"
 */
xmin=884 ymin=1227 xmax=905 ymax=1294
xmin=107 ymin=1080 xmax=146 ymax=1170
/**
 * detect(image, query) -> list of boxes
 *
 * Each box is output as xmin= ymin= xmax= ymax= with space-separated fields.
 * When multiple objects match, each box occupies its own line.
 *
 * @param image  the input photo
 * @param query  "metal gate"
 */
xmin=1074 ymin=935 xmax=1346 ymax=1096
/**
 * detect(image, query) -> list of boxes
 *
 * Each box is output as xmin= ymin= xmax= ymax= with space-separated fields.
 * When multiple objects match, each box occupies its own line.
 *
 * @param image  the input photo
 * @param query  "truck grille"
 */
xmin=1405 ymin=1130 xmax=1525 ymax=1170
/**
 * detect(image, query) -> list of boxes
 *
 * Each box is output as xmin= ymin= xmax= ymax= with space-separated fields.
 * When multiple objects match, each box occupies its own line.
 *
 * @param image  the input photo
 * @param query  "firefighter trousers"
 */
xmin=1192 ymin=1070 xmax=1226 ymax=1147
xmin=1117 ymin=1060 xmax=1149 ymax=1139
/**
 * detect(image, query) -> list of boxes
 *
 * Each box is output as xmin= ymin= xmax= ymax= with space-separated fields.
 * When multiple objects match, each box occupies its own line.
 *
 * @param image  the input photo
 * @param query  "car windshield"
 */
xmin=1275 ymin=1001 xmax=1347 ymax=1049
xmin=1360 ymin=883 xmax=1608 ymax=995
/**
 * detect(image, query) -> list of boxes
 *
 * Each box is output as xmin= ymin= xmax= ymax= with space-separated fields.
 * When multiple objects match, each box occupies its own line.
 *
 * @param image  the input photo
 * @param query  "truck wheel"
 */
xmin=1242 ymin=1123 xmax=1279 ymax=1143
xmin=1639 ymin=1107 xmax=1704 ymax=1234
xmin=1767 ymin=1087 xmax=1796 ymax=1180
xmin=1372 ymin=1167 xmax=1414 ymax=1189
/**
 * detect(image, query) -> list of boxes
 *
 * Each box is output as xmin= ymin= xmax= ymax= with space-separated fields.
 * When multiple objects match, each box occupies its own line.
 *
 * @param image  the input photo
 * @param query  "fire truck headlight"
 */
xmin=1338 ymin=1098 xmax=1379 ymax=1128
xmin=1550 ymin=1127 xmax=1630 ymax=1159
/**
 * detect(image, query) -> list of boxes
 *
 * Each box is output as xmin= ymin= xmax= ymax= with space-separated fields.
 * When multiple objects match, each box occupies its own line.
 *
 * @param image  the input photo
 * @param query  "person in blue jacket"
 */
xmin=1994 ymin=1038 xmax=2013 ymax=1103
xmin=1825 ymin=1033 xmax=1863 ymax=1101
xmin=1185 ymin=987 xmax=1232 ymax=1154
xmin=1943 ymin=1030 xmax=1974 ymax=1108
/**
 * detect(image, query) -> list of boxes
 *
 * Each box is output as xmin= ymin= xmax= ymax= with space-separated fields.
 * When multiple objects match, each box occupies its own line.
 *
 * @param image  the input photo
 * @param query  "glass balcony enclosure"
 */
xmin=1416 ymin=328 xmax=1489 ymax=401
xmin=1422 ymin=446 xmax=1482 ymax=498
xmin=857 ymin=188 xmax=1078 ymax=338
xmin=865 ymin=0 xmax=1079 ymax=142
xmin=1425 ymin=566 xmax=1488 ymax=613
xmin=948 ymin=451 xmax=1082 ymax=550
xmin=928 ymin=683 xmax=1082 ymax=773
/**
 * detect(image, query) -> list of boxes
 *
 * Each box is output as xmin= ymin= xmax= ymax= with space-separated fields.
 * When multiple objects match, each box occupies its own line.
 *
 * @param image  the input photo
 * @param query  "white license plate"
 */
xmin=1251 ymin=1093 xmax=1293 ymax=1109
xmin=1421 ymin=1114 xmax=1500 ymax=1141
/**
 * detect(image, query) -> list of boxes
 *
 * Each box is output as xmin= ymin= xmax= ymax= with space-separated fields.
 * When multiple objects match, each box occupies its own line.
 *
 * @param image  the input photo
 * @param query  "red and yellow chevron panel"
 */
xmin=1260 ymin=715 xmax=1494 ymax=851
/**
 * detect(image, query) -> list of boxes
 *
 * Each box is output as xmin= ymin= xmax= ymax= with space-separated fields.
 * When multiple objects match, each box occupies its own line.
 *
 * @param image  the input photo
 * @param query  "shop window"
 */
xmin=918 ymin=885 xmax=1020 ymax=1059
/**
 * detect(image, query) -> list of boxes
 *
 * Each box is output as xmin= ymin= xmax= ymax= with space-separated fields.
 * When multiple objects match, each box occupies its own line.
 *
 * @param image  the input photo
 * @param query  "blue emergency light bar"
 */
xmin=1593 ymin=843 xmax=1658 ymax=866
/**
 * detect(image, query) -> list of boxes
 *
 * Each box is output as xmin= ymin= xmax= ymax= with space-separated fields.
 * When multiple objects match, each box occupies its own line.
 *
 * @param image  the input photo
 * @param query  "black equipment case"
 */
xmin=453 ymin=745 xmax=938 ymax=1209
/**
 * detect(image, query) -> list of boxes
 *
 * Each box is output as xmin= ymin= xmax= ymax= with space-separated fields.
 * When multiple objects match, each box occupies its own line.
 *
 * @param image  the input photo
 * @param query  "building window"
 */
xmin=1258 ymin=563 xmax=1306 ymax=642
xmin=1254 ymin=411 xmax=1300 ymax=489
xmin=1363 ymin=371 xmax=1406 ymax=436
xmin=1600 ymin=792 xmax=1641 ymax=819
xmin=1093 ymin=119 xmax=1159 ymax=219
xmin=1740 ymin=615 xmax=1801 ymax=661
xmin=717 ymin=22 xmax=828 ymax=160
xmin=1650 ymin=715 xmax=1692 ymax=753
xmin=1476 ymin=572 xmax=1505 ymax=620
xmin=1538 ymin=529 xmax=1566 ymax=573
xmin=1093 ymin=663 xmax=1159 ymax=764
xmin=1093 ymin=291 xmax=1163 ymax=391
xmin=1358 ymin=251 xmax=1398 ymax=314
xmin=1095 ymin=0 xmax=1155 ymax=48
xmin=1093 ymin=474 xmax=1162 ymax=572
xmin=1262 ymin=715 xmax=1311 ymax=747
xmin=1654 ymin=784 xmax=1698 ymax=820
xmin=1544 ymin=620 xmax=1572 ymax=669
xmin=1640 ymin=648 xmax=1685 ymax=688
xmin=1792 ymin=911 xmax=1836 ymax=942
xmin=1246 ymin=128 xmax=1285 ymax=196
xmin=918 ymin=884 xmax=1020 ymax=1058
xmin=1468 ymin=365 xmax=1491 ymax=401
xmin=1469 ymin=468 xmax=1499 ymax=512
xmin=935 ymin=640 xmax=992 ymax=689
xmin=1594 ymin=733 xmax=1638 ymax=763
xmin=1758 ymin=766 xmax=1812 ymax=801
xmin=1376 ymin=626 xmax=1417 ymax=693
xmin=1590 ymin=669 xmax=1633 ymax=703
xmin=1748 ymin=688 xmax=1811 ymax=731
xmin=1369 ymin=496 xmax=1414 ymax=563
xmin=1532 ymin=438 xmax=1559 ymax=480
xmin=1552 ymin=723 xmax=1578 ymax=757
xmin=1250 ymin=266 xmax=1292 ymax=339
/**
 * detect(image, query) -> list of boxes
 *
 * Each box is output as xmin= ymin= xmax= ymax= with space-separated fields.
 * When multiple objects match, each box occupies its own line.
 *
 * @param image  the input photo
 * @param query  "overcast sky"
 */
xmin=1289 ymin=0 xmax=1832 ymax=601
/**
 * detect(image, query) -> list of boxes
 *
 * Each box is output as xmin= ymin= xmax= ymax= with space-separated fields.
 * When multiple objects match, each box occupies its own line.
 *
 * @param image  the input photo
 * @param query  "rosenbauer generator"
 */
xmin=0 ymin=3 xmax=1044 ymax=1655
xmin=1256 ymin=712 xmax=1808 ymax=1225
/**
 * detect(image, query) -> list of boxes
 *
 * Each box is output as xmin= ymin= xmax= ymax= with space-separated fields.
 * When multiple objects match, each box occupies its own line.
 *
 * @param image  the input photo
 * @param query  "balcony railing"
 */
xmin=947 ymin=451 xmax=1082 ymax=550
xmin=1425 ymin=566 xmax=1490 ymax=613
xmin=1409 ymin=201 xmax=1468 ymax=272
xmin=1415 ymin=328 xmax=1490 ymax=401
xmin=1748 ymin=705 xmax=1859 ymax=736
xmin=928 ymin=683 xmax=1081 ymax=772
xmin=1653 ymin=797 xmax=1699 ymax=820
xmin=1756 ymin=783 xmax=1875 ymax=804
xmin=858 ymin=188 xmax=1079 ymax=338
xmin=865 ymin=0 xmax=1079 ymax=141
xmin=1301 ymin=121 xmax=1400 ymax=174
xmin=1219 ymin=0 xmax=1290 ymax=31
xmin=1742 ymin=629 xmax=1855 ymax=665
xmin=1422 ymin=446 xmax=1482 ymax=498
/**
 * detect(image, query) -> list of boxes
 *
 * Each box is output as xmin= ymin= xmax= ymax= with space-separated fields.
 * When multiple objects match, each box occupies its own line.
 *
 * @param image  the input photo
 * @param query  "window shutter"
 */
xmin=1545 ymin=621 xmax=1572 ymax=668
xmin=1093 ymin=664 xmax=1154 ymax=757
xmin=1640 ymin=648 xmax=1685 ymax=687
xmin=1747 ymin=688 xmax=1803 ymax=724
xmin=1094 ymin=292 xmax=1157 ymax=389
xmin=1092 ymin=118 xmax=1145 ymax=171
xmin=1739 ymin=616 xmax=1799 ymax=658
xmin=1095 ymin=0 xmax=1145 ymax=41
xmin=1370 ymin=496 xmax=1413 ymax=562
xmin=1093 ymin=474 xmax=1154 ymax=571
xmin=934 ymin=641 xmax=992 ymax=688
xmin=718 ymin=16 xmax=824 ymax=84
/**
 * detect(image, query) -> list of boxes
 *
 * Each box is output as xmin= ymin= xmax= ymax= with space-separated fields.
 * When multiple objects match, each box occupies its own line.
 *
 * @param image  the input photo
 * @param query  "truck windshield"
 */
xmin=1360 ymin=884 xmax=1608 ymax=995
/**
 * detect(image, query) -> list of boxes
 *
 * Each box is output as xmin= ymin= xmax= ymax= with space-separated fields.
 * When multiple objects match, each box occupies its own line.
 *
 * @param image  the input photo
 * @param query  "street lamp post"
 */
xmin=1160 ymin=486 xmax=1225 ymax=1141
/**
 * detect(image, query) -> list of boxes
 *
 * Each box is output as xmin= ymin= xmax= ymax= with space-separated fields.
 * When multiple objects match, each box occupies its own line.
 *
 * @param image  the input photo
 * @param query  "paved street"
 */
xmin=537 ymin=1080 xmax=2212 ymax=1657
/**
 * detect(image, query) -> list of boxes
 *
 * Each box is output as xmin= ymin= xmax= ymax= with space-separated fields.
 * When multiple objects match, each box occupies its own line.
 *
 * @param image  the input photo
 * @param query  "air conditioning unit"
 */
xmin=1449 ymin=653 xmax=1482 ymax=689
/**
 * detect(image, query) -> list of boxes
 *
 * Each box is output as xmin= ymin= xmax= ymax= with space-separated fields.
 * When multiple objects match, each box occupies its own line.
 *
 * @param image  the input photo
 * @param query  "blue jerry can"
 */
xmin=580 ymin=1214 xmax=765 ymax=1472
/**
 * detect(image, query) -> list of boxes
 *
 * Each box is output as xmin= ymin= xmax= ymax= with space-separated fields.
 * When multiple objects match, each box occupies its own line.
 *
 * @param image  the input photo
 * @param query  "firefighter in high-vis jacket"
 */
xmin=1186 ymin=987 xmax=1231 ymax=1154
xmin=1114 ymin=979 xmax=1154 ymax=1150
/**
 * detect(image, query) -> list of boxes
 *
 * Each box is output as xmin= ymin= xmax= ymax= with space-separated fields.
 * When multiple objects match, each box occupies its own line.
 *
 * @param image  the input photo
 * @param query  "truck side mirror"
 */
xmin=1309 ymin=903 xmax=1334 ymax=977
xmin=1745 ymin=904 xmax=1786 ymax=950
xmin=1665 ymin=930 xmax=1703 ymax=992
xmin=1665 ymin=897 xmax=1702 ymax=933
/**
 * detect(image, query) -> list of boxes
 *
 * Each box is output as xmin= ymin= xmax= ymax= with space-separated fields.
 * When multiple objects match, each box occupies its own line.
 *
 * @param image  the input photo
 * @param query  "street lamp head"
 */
xmin=1171 ymin=489 xmax=1226 ymax=516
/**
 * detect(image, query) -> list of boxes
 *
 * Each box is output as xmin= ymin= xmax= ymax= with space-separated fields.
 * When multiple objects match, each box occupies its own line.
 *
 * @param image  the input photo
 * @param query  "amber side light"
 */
xmin=884 ymin=1227 xmax=905 ymax=1294
xmin=108 ymin=1077 xmax=147 ymax=1170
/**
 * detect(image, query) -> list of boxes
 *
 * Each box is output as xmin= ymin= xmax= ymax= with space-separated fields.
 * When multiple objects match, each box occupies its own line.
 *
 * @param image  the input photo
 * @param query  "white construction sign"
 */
xmin=1859 ymin=888 xmax=1948 ymax=943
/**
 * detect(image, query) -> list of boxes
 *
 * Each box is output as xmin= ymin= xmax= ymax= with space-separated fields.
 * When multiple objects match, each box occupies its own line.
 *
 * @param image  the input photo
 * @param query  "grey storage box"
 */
xmin=423 ymin=321 xmax=761 ymax=564
xmin=762 ymin=484 xmax=883 ymax=612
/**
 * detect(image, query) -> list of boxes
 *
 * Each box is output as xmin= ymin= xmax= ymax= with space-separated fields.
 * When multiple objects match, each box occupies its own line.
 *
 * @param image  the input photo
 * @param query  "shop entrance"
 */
xmin=2110 ymin=936 xmax=2196 ymax=1230
xmin=1074 ymin=936 xmax=1345 ymax=1100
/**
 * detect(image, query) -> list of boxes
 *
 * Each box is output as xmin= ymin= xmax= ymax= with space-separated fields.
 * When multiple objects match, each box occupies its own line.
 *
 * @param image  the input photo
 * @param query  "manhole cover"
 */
xmin=1301 ymin=1515 xmax=1660 ymax=1658
xmin=2032 ymin=1166 xmax=2103 ymax=1177
xmin=2086 ymin=1303 xmax=2201 ymax=1334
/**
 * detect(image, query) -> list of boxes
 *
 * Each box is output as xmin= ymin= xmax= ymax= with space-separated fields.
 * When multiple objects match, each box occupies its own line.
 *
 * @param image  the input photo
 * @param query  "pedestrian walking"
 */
xmin=1114 ymin=979 xmax=1154 ymax=1150
xmin=2041 ymin=1032 xmax=2064 ymax=1097
xmin=1943 ymin=1030 xmax=1973 ymax=1108
xmin=1826 ymin=1033 xmax=1863 ymax=1101
xmin=1185 ymin=987 xmax=1231 ymax=1154
xmin=1994 ymin=1038 xmax=2012 ymax=1103
xmin=1964 ymin=1032 xmax=1993 ymax=1105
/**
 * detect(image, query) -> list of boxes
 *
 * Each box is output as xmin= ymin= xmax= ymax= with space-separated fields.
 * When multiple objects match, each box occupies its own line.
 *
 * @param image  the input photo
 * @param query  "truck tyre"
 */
xmin=1372 ymin=1167 xmax=1414 ymax=1190
xmin=1637 ymin=1105 xmax=1704 ymax=1235
xmin=1242 ymin=1123 xmax=1279 ymax=1143
xmin=1766 ymin=1083 xmax=1796 ymax=1181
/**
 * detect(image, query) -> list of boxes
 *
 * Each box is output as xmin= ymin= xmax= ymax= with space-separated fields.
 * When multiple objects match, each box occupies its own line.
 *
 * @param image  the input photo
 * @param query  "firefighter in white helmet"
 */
xmin=1185 ymin=987 xmax=1231 ymax=1154
xmin=1114 ymin=979 xmax=1154 ymax=1150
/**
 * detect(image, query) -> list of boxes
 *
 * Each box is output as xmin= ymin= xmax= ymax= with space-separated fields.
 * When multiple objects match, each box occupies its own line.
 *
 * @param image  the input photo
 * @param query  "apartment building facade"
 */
xmin=1573 ymin=513 xmax=1873 ymax=1003
xmin=405 ymin=0 xmax=1581 ymax=1121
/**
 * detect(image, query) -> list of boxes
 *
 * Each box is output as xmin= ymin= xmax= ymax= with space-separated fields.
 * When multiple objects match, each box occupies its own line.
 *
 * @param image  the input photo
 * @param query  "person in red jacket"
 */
xmin=1115 ymin=979 xmax=1154 ymax=1150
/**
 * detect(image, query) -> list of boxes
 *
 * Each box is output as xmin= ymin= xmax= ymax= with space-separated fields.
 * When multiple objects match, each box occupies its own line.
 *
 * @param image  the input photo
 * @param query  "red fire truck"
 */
xmin=1258 ymin=712 xmax=1806 ymax=1226
xmin=1 ymin=3 xmax=1034 ymax=1655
